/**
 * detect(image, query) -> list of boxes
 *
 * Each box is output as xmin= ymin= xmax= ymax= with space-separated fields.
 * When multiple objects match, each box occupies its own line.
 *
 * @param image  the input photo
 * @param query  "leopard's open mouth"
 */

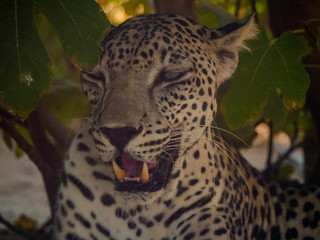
xmin=112 ymin=148 xmax=179 ymax=193
xmin=112 ymin=155 xmax=156 ymax=184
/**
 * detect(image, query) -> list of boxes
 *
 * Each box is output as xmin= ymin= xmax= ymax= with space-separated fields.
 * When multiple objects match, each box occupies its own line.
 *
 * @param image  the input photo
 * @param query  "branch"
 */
xmin=0 ymin=214 xmax=37 ymax=240
xmin=273 ymin=141 xmax=302 ymax=171
xmin=304 ymin=26 xmax=317 ymax=42
xmin=266 ymin=120 xmax=273 ymax=169
xmin=272 ymin=119 xmax=300 ymax=170
xmin=235 ymin=0 xmax=241 ymax=18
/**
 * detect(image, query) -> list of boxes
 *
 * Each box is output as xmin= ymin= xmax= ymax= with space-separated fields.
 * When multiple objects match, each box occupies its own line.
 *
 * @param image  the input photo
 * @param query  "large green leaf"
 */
xmin=221 ymin=30 xmax=310 ymax=129
xmin=0 ymin=0 xmax=109 ymax=117
xmin=0 ymin=0 xmax=51 ymax=117
xmin=35 ymin=0 xmax=109 ymax=67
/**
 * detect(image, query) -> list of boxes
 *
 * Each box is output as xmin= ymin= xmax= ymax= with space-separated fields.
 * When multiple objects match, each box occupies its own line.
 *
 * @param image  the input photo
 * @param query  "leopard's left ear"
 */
xmin=208 ymin=14 xmax=258 ymax=86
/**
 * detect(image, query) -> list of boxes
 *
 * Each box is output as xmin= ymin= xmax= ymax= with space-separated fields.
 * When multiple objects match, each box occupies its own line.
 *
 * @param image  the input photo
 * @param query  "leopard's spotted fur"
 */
xmin=53 ymin=14 xmax=320 ymax=240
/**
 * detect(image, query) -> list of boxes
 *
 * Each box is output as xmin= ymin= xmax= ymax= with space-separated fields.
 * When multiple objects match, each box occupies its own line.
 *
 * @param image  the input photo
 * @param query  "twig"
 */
xmin=235 ymin=0 xmax=241 ymax=18
xmin=263 ymin=119 xmax=301 ymax=179
xmin=273 ymin=141 xmax=302 ymax=171
xmin=0 ymin=214 xmax=37 ymax=240
xmin=303 ymin=22 xmax=317 ymax=42
xmin=266 ymin=120 xmax=273 ymax=169
xmin=272 ymin=118 xmax=299 ymax=172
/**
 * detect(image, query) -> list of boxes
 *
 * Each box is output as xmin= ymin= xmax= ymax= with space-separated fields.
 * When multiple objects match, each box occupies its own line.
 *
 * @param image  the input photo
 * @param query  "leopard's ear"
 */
xmin=208 ymin=14 xmax=258 ymax=86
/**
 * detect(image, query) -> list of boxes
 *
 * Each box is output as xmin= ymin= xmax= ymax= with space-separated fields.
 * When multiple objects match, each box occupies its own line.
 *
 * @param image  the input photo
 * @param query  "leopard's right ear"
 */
xmin=100 ymin=25 xmax=116 ymax=49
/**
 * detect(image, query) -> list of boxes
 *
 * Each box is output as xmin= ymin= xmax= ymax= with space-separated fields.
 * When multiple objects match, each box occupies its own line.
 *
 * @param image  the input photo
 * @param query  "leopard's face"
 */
xmin=81 ymin=14 xmax=255 ymax=202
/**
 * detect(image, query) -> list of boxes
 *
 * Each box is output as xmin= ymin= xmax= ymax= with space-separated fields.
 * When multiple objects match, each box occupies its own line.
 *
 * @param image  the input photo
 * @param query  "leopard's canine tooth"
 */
xmin=113 ymin=160 xmax=126 ymax=182
xmin=140 ymin=162 xmax=149 ymax=183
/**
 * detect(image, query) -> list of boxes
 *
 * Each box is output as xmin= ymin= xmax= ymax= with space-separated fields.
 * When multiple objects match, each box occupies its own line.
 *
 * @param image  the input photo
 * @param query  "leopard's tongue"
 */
xmin=113 ymin=155 xmax=153 ymax=183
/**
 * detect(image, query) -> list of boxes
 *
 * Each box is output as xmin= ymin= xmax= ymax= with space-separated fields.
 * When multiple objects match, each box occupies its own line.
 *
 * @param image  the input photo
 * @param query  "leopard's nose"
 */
xmin=99 ymin=126 xmax=143 ymax=152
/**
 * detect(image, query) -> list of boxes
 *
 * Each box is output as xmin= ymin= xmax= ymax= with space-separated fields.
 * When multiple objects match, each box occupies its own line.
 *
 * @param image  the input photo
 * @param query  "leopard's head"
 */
xmin=81 ymin=14 xmax=256 ymax=202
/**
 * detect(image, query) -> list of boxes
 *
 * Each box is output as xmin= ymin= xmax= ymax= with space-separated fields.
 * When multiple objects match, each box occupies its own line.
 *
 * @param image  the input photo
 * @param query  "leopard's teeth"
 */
xmin=140 ymin=162 xmax=149 ymax=183
xmin=112 ymin=161 xmax=126 ymax=183
xmin=125 ymin=177 xmax=140 ymax=182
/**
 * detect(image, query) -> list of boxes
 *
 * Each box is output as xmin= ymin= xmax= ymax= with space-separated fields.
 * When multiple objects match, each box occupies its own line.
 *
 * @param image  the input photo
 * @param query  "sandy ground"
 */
xmin=0 ymin=123 xmax=304 ymax=233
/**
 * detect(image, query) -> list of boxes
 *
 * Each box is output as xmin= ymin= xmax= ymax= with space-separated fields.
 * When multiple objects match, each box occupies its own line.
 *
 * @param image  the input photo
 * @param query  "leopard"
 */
xmin=53 ymin=14 xmax=320 ymax=240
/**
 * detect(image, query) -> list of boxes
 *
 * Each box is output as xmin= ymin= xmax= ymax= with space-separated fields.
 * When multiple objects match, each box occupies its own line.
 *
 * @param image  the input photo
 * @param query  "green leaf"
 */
xmin=221 ymin=29 xmax=310 ymax=129
xmin=34 ymin=0 xmax=110 ymax=67
xmin=0 ymin=0 xmax=51 ymax=117
xmin=263 ymin=89 xmax=288 ymax=130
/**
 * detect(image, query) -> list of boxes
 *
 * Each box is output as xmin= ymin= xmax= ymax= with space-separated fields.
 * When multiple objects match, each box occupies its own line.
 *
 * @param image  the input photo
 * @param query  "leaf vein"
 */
xmin=57 ymin=0 xmax=88 ymax=56
xmin=232 ymin=41 xmax=274 ymax=120
xmin=273 ymin=43 xmax=296 ymax=101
